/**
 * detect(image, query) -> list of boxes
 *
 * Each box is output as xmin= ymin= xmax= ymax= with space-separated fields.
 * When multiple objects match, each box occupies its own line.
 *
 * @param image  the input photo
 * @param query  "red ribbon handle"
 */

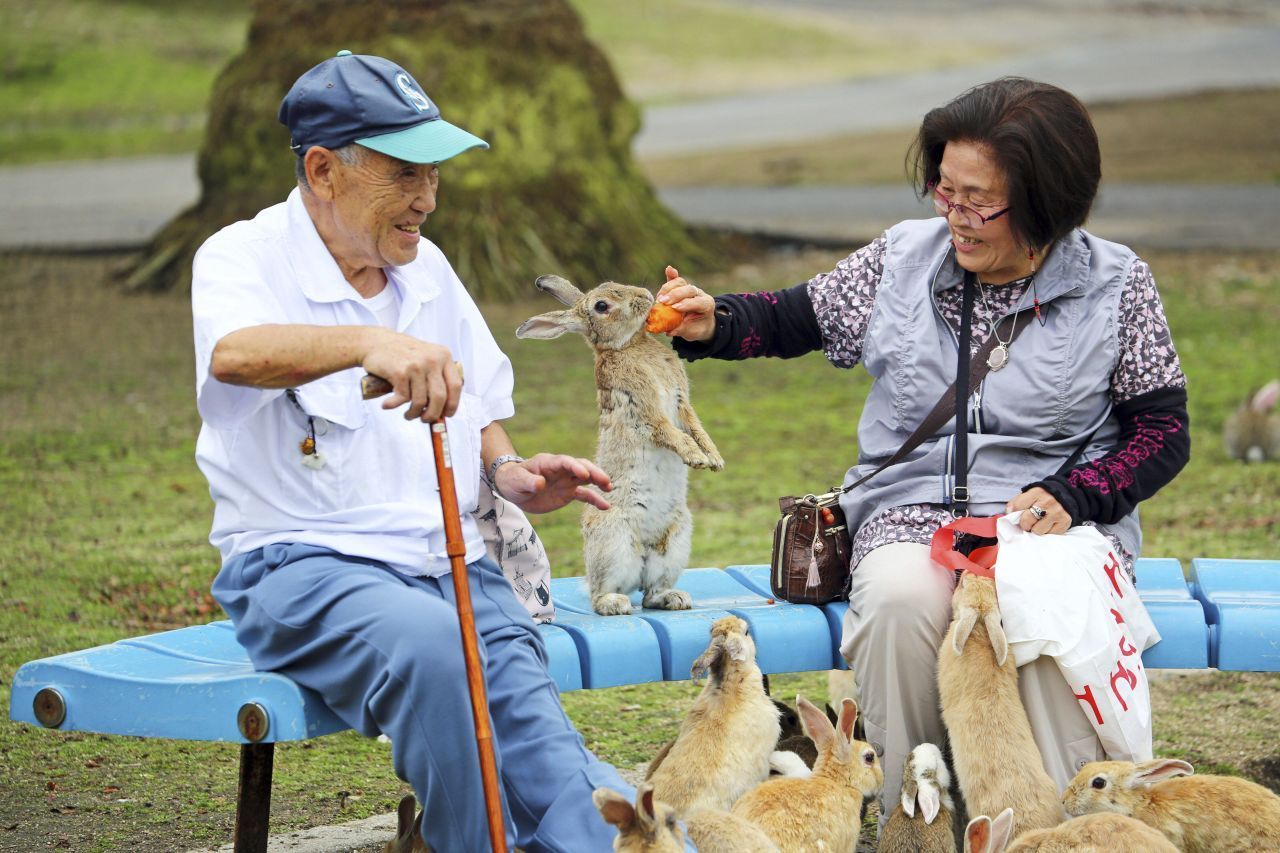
xmin=930 ymin=515 xmax=1000 ymax=578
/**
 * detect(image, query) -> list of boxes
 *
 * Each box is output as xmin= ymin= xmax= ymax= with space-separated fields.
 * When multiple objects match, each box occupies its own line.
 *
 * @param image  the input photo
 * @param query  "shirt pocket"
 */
xmin=283 ymin=370 xmax=371 ymax=512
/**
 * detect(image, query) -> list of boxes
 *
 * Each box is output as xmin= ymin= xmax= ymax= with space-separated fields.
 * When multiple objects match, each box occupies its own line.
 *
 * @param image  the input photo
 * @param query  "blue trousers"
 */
xmin=212 ymin=543 xmax=636 ymax=852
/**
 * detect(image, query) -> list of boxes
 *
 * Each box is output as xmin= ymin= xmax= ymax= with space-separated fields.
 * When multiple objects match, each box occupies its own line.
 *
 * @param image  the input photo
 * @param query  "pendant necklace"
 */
xmin=976 ymin=278 xmax=1019 ymax=371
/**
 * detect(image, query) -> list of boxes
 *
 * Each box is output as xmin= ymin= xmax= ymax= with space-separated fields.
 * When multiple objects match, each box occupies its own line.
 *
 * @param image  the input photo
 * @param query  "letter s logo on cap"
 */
xmin=395 ymin=74 xmax=432 ymax=112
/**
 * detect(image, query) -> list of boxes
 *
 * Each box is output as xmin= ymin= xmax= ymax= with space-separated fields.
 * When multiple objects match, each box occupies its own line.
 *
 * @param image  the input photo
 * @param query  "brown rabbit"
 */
xmin=1062 ymin=758 xmax=1280 ymax=852
xmin=516 ymin=275 xmax=722 ymax=616
xmin=594 ymin=785 xmax=686 ymax=852
xmin=965 ymin=807 xmax=1176 ymax=852
xmin=648 ymin=616 xmax=780 ymax=812
xmin=1224 ymin=379 xmax=1280 ymax=462
xmin=731 ymin=696 xmax=883 ymax=852
xmin=383 ymin=794 xmax=430 ymax=853
xmin=938 ymin=572 xmax=1061 ymax=839
xmin=881 ymin=743 xmax=957 ymax=852
xmin=594 ymin=784 xmax=780 ymax=852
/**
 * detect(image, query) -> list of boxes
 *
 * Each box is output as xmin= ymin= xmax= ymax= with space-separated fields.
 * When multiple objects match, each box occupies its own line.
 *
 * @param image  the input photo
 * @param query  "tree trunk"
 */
xmin=119 ymin=0 xmax=720 ymax=299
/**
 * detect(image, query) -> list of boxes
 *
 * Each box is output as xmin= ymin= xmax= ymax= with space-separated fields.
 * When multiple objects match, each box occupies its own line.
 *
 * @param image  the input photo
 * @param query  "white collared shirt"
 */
xmin=191 ymin=188 xmax=514 ymax=576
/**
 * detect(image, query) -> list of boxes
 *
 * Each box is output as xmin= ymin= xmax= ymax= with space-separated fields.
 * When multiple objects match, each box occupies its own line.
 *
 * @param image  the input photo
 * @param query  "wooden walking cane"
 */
xmin=361 ymin=370 xmax=509 ymax=853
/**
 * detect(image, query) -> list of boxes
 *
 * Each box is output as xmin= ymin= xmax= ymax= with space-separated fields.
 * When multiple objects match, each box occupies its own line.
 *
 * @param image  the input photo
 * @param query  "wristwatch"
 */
xmin=486 ymin=454 xmax=525 ymax=492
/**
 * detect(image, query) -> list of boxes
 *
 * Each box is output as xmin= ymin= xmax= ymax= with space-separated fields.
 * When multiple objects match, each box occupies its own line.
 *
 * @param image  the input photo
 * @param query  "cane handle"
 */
xmin=361 ymin=363 xmax=464 ymax=401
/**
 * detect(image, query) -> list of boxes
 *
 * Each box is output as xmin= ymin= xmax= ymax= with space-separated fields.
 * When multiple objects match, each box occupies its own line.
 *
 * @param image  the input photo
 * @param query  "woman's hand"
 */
xmin=1006 ymin=487 xmax=1071 ymax=535
xmin=656 ymin=265 xmax=716 ymax=343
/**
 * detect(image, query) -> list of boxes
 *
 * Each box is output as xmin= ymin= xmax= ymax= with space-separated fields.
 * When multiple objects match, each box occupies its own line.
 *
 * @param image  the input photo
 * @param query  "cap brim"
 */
xmin=356 ymin=119 xmax=489 ymax=164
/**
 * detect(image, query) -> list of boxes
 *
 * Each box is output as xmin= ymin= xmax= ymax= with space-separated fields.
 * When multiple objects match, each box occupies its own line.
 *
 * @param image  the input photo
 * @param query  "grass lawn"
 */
xmin=1 ymin=240 xmax=1278 ymax=850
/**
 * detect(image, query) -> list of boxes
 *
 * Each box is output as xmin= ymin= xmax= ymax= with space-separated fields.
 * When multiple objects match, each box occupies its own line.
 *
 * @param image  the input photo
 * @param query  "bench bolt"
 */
xmin=237 ymin=702 xmax=270 ymax=743
xmin=33 ymin=688 xmax=66 ymax=728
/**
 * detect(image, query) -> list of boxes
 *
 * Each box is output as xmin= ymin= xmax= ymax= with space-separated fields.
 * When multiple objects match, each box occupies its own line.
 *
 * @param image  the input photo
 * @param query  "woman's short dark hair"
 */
xmin=909 ymin=77 xmax=1101 ymax=250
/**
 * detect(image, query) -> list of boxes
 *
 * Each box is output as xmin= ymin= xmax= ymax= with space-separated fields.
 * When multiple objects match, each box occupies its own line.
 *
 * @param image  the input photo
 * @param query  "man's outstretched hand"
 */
xmin=494 ymin=454 xmax=613 ymax=514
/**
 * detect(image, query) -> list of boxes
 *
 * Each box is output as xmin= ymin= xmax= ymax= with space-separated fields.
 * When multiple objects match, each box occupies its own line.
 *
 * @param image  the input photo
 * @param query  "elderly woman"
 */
xmin=658 ymin=77 xmax=1190 ymax=814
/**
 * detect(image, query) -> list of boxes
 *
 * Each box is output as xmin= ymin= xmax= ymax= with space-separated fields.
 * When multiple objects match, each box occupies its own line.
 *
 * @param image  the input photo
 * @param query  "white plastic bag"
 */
xmin=933 ymin=513 xmax=1159 ymax=761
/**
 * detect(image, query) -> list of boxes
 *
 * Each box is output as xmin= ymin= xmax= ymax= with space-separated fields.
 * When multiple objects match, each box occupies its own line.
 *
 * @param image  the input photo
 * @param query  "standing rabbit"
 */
xmin=383 ymin=794 xmax=431 ymax=853
xmin=881 ymin=743 xmax=957 ymax=852
xmin=937 ymin=572 xmax=1062 ymax=839
xmin=964 ymin=807 xmax=1176 ymax=852
xmin=649 ymin=616 xmax=780 ymax=813
xmin=731 ymin=696 xmax=883 ymax=852
xmin=1062 ymin=758 xmax=1280 ymax=851
xmin=517 ymin=275 xmax=723 ymax=616
xmin=1224 ymin=379 xmax=1280 ymax=462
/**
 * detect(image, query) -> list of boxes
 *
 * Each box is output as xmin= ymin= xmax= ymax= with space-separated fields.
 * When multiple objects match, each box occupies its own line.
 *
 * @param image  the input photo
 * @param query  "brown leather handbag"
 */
xmin=770 ymin=276 xmax=1031 ymax=604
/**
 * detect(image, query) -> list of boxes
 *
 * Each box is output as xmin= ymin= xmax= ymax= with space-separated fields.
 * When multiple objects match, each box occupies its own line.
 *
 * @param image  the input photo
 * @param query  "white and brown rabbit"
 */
xmin=938 ymin=572 xmax=1061 ymax=839
xmin=648 ymin=616 xmax=780 ymax=813
xmin=594 ymin=784 xmax=779 ymax=852
xmin=1062 ymin=758 xmax=1280 ymax=851
xmin=1224 ymin=379 xmax=1280 ymax=462
xmin=383 ymin=794 xmax=430 ymax=853
xmin=881 ymin=743 xmax=957 ymax=852
xmin=731 ymin=696 xmax=883 ymax=852
xmin=516 ymin=275 xmax=723 ymax=616
xmin=964 ymin=807 xmax=1176 ymax=852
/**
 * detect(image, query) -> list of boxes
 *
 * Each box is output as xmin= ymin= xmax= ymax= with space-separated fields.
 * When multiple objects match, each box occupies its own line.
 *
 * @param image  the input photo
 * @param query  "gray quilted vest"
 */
xmin=839 ymin=218 xmax=1142 ymax=559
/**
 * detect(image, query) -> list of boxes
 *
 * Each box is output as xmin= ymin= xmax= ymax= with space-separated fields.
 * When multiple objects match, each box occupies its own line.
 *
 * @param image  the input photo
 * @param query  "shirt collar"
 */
xmin=930 ymin=227 xmax=1093 ymax=304
xmin=286 ymin=188 xmax=441 ymax=307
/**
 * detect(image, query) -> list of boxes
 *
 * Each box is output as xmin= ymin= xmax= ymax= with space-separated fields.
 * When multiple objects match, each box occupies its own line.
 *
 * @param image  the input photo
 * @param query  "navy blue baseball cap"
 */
xmin=279 ymin=50 xmax=489 ymax=164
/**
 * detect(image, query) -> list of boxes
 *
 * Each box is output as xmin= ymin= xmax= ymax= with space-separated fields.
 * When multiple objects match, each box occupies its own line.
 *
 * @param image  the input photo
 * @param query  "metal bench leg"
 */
xmin=233 ymin=743 xmax=274 ymax=853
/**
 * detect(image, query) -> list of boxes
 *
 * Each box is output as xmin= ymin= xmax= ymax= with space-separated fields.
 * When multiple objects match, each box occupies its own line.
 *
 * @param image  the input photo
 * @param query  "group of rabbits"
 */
xmin=595 ymin=615 xmax=884 ymax=852
xmin=919 ymin=571 xmax=1280 ymax=852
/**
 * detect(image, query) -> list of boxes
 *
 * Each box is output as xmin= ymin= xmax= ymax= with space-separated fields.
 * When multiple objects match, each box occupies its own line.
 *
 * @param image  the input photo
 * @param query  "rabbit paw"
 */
xmin=704 ymin=450 xmax=725 ymax=471
xmin=643 ymin=588 xmax=692 ymax=611
xmin=593 ymin=592 xmax=633 ymax=616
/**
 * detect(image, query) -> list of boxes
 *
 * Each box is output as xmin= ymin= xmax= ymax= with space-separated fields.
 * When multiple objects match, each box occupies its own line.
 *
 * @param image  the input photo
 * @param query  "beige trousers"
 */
xmin=838 ymin=542 xmax=1104 ymax=817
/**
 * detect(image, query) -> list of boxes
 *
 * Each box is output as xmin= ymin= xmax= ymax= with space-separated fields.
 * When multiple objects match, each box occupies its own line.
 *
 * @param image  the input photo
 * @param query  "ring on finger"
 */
xmin=1029 ymin=505 xmax=1047 ymax=521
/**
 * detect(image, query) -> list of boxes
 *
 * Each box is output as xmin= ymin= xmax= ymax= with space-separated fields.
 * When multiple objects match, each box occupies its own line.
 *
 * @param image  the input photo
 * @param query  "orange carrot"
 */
xmin=646 ymin=302 xmax=682 ymax=334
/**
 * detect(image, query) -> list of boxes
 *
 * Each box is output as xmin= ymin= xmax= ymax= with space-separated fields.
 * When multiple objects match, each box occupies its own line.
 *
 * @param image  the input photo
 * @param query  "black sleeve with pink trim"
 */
xmin=671 ymin=284 xmax=823 ymax=362
xmin=1025 ymin=386 xmax=1190 ymax=526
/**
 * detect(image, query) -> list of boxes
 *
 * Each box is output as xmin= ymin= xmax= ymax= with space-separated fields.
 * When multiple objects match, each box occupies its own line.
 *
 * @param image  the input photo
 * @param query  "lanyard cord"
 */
xmin=953 ymin=272 xmax=975 ymax=514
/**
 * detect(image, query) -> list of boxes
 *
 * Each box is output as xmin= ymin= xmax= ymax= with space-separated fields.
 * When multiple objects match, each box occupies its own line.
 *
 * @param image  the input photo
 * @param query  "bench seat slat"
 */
xmin=1190 ymin=559 xmax=1280 ymax=671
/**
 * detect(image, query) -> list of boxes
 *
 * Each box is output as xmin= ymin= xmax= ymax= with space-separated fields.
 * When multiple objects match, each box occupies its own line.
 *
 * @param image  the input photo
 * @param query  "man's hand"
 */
xmin=1006 ymin=486 xmax=1071 ymax=535
xmin=655 ymin=265 xmax=716 ymax=343
xmin=494 ymin=454 xmax=613 ymax=514
xmin=361 ymin=330 xmax=462 ymax=422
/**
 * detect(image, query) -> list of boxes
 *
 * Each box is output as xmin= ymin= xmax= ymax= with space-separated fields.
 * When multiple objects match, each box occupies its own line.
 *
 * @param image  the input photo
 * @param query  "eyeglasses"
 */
xmin=928 ymin=181 xmax=1011 ymax=230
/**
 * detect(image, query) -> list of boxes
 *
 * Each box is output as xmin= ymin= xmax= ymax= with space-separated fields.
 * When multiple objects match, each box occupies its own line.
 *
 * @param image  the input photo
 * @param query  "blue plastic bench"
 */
xmin=10 ymin=558 xmax=1278 ymax=852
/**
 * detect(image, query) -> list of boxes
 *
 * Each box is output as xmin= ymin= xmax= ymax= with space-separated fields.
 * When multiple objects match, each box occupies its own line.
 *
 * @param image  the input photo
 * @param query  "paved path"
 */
xmin=1 ymin=16 xmax=1278 ymax=253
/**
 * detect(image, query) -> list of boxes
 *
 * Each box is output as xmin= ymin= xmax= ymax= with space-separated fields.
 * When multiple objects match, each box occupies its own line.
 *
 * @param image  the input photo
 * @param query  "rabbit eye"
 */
xmin=1091 ymin=777 xmax=1107 ymax=790
xmin=862 ymin=749 xmax=876 ymax=766
xmin=593 ymin=300 xmax=609 ymax=314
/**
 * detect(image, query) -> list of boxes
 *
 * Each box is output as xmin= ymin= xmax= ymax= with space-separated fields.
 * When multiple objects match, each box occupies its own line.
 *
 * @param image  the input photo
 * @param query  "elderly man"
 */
xmin=192 ymin=51 xmax=649 ymax=852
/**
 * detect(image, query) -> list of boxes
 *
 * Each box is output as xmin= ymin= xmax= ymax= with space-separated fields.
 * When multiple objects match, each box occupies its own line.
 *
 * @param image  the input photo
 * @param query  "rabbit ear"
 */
xmin=395 ymin=794 xmax=416 ymax=839
xmin=951 ymin=608 xmax=979 ymax=656
xmin=593 ymin=787 xmax=636 ymax=829
xmin=796 ymin=695 xmax=836 ymax=751
xmin=989 ymin=808 xmax=1014 ymax=852
xmin=919 ymin=781 xmax=941 ymax=824
xmin=1131 ymin=759 xmax=1194 ymax=785
xmin=835 ymin=697 xmax=859 ymax=742
xmin=636 ymin=784 xmax=659 ymax=829
xmin=516 ymin=310 xmax=586 ymax=340
xmin=1253 ymin=380 xmax=1280 ymax=412
xmin=534 ymin=274 xmax=584 ymax=306
xmin=984 ymin=611 xmax=1008 ymax=667
xmin=690 ymin=639 xmax=725 ymax=683
xmin=965 ymin=815 xmax=993 ymax=853
xmin=722 ymin=633 xmax=749 ymax=662
xmin=900 ymin=771 xmax=918 ymax=818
